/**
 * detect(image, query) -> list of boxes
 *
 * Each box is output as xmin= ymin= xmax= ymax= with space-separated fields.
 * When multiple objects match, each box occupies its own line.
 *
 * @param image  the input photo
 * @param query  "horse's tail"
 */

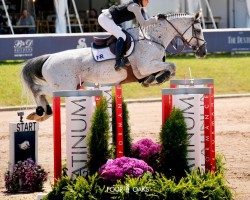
xmin=21 ymin=54 xmax=50 ymax=96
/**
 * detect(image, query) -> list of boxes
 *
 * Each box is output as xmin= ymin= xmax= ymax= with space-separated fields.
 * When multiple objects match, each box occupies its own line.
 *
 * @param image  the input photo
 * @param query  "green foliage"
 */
xmin=63 ymin=173 xmax=105 ymax=200
xmin=87 ymin=98 xmax=110 ymax=175
xmin=43 ymin=173 xmax=105 ymax=200
xmin=43 ymin=175 xmax=72 ymax=200
xmin=160 ymin=108 xmax=189 ymax=180
xmin=112 ymin=97 xmax=132 ymax=157
xmin=215 ymin=153 xmax=227 ymax=175
xmin=44 ymin=161 xmax=233 ymax=200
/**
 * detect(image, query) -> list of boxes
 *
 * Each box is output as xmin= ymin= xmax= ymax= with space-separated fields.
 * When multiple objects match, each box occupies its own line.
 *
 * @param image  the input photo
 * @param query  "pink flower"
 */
xmin=4 ymin=158 xmax=48 ymax=193
xmin=99 ymin=156 xmax=153 ymax=183
xmin=132 ymin=138 xmax=161 ymax=170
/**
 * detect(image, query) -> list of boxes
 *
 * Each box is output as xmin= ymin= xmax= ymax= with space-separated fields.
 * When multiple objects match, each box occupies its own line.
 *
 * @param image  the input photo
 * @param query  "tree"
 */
xmin=160 ymin=108 xmax=189 ymax=181
xmin=87 ymin=98 xmax=110 ymax=175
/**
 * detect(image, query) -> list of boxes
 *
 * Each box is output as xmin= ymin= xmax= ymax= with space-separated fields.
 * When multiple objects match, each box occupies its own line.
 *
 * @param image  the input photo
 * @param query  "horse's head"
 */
xmin=146 ymin=12 xmax=207 ymax=58
xmin=186 ymin=12 xmax=207 ymax=58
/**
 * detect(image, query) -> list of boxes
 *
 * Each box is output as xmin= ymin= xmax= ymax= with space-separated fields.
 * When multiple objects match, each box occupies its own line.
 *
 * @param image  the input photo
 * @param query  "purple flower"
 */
xmin=99 ymin=156 xmax=153 ymax=183
xmin=4 ymin=158 xmax=48 ymax=193
xmin=132 ymin=138 xmax=161 ymax=170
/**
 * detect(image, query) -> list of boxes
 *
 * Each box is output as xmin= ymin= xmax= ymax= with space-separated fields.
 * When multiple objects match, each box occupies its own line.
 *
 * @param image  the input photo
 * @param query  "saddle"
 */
xmin=93 ymin=30 xmax=132 ymax=54
xmin=91 ymin=30 xmax=134 ymax=62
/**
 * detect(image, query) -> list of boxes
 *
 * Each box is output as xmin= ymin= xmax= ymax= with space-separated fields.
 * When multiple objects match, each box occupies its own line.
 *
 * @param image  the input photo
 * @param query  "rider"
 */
xmin=98 ymin=0 xmax=158 ymax=71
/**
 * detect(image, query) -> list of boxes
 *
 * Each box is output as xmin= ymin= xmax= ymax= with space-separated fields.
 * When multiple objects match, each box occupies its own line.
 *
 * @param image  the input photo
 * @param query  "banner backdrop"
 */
xmin=0 ymin=29 xmax=250 ymax=61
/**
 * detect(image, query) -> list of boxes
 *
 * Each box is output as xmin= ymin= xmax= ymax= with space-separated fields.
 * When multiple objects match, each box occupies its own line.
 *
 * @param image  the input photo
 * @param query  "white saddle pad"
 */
xmin=91 ymin=36 xmax=134 ymax=62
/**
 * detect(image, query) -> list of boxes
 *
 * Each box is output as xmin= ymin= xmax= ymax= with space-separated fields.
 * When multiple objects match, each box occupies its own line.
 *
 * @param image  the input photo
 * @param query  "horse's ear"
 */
xmin=195 ymin=11 xmax=202 ymax=20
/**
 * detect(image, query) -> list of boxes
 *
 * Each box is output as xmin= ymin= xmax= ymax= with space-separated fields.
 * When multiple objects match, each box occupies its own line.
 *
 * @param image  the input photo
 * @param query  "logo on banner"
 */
xmin=14 ymin=39 xmax=33 ymax=57
xmin=77 ymin=38 xmax=87 ymax=48
xmin=19 ymin=141 xmax=30 ymax=150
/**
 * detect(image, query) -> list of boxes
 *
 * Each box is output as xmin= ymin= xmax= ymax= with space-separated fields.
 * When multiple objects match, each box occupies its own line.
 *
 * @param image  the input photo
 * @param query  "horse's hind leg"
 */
xmin=27 ymin=85 xmax=54 ymax=121
xmin=35 ymin=96 xmax=53 ymax=122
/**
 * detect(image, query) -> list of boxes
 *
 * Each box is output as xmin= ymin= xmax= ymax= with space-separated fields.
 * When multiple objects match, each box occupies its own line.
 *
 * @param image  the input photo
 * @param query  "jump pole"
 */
xmin=85 ymin=83 xmax=124 ymax=158
xmin=115 ymin=85 xmax=124 ymax=158
xmin=162 ymin=86 xmax=214 ymax=172
xmin=53 ymin=96 xmax=61 ymax=184
xmin=53 ymin=90 xmax=103 ymax=183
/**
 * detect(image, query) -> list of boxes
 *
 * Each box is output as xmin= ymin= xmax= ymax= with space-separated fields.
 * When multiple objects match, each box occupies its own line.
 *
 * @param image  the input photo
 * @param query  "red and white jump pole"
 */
xmin=53 ymin=90 xmax=102 ymax=183
xmin=87 ymin=84 xmax=124 ymax=158
xmin=115 ymin=85 xmax=124 ymax=158
xmin=162 ymin=79 xmax=215 ymax=173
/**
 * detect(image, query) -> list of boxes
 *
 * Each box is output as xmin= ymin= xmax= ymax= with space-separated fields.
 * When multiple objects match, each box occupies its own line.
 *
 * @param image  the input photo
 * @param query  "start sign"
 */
xmin=9 ymin=121 xmax=39 ymax=170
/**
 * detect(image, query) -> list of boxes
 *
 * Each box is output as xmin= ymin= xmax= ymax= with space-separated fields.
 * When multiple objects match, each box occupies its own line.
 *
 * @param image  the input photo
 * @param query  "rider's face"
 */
xmin=142 ymin=0 xmax=149 ymax=7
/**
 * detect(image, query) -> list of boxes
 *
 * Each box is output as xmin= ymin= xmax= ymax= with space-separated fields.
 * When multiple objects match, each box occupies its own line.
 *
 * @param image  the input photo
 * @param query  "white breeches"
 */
xmin=98 ymin=12 xmax=126 ymax=41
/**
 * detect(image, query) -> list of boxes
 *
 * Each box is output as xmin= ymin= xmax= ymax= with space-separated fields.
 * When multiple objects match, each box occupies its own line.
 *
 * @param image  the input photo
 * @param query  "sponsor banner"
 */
xmin=0 ymin=33 xmax=108 ymax=60
xmin=0 ymin=30 xmax=250 ymax=60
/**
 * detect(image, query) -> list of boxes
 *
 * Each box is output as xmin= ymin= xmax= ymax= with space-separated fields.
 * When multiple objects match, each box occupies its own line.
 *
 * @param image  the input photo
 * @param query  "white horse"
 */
xmin=21 ymin=12 xmax=207 ymax=122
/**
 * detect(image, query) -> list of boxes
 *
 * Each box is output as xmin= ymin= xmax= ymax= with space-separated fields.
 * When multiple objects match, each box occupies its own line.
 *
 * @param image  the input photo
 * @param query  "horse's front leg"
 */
xmin=138 ymin=61 xmax=176 ymax=86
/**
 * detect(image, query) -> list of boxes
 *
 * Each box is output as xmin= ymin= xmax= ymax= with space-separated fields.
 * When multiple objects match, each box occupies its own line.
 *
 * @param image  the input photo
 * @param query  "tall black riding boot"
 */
xmin=114 ymin=37 xmax=126 ymax=71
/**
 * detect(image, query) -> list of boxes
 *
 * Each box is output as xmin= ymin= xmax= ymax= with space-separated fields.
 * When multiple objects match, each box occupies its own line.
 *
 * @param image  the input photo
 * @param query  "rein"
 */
xmin=138 ymin=26 xmax=166 ymax=50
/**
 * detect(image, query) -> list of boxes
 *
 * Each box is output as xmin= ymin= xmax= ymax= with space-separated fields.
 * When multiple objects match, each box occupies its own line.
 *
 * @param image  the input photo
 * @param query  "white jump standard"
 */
xmin=162 ymin=85 xmax=215 ymax=173
xmin=52 ymin=90 xmax=103 ymax=182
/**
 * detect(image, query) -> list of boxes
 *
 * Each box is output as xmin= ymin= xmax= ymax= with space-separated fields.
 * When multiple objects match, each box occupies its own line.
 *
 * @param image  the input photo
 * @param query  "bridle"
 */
xmin=138 ymin=16 xmax=207 ymax=55
xmin=165 ymin=18 xmax=207 ymax=54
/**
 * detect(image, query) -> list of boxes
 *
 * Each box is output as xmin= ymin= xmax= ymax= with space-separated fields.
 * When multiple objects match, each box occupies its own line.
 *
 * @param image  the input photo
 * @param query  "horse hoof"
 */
xmin=156 ymin=71 xmax=171 ymax=83
xmin=36 ymin=114 xmax=52 ymax=122
xmin=141 ymin=82 xmax=149 ymax=87
xmin=26 ymin=112 xmax=42 ymax=121
xmin=36 ymin=106 xmax=45 ymax=116
xmin=46 ymin=105 xmax=53 ymax=115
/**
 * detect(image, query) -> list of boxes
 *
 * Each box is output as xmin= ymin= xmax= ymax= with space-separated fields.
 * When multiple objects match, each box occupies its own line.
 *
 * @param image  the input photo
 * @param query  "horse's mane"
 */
xmin=128 ymin=12 xmax=193 ymax=39
xmin=159 ymin=13 xmax=191 ymax=21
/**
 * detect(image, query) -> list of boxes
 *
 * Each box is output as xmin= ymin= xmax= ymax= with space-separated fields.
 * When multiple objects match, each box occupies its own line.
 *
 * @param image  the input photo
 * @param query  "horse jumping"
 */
xmin=21 ymin=12 xmax=207 ymax=122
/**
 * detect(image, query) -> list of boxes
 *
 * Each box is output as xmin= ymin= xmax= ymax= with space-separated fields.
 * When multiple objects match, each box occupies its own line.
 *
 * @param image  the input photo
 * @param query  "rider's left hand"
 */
xmin=157 ymin=14 xmax=166 ymax=20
